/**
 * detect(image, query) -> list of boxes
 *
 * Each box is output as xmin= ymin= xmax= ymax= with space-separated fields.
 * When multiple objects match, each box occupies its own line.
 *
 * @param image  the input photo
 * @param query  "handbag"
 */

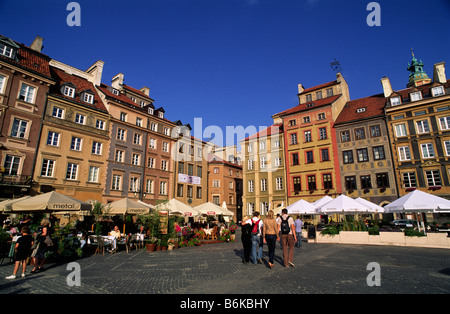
xmin=44 ymin=235 xmax=53 ymax=246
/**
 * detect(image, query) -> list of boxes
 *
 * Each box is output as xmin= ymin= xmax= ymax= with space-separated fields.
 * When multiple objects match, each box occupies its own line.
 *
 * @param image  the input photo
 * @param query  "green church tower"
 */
xmin=407 ymin=50 xmax=432 ymax=87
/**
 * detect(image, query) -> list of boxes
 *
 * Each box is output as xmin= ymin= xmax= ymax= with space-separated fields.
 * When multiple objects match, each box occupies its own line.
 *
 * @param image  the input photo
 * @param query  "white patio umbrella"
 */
xmin=312 ymin=195 xmax=333 ymax=208
xmin=0 ymin=196 xmax=31 ymax=213
xmin=354 ymin=197 xmax=385 ymax=213
xmin=286 ymin=199 xmax=318 ymax=215
xmin=384 ymin=190 xmax=450 ymax=233
xmin=316 ymin=194 xmax=373 ymax=214
xmin=194 ymin=202 xmax=232 ymax=216
xmin=11 ymin=191 xmax=92 ymax=212
xmin=156 ymin=198 xmax=198 ymax=217
xmin=106 ymin=198 xmax=152 ymax=215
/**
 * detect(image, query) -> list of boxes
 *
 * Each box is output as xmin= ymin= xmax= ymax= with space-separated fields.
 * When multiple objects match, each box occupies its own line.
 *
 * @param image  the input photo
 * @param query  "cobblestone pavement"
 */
xmin=1 ymin=235 xmax=449 ymax=295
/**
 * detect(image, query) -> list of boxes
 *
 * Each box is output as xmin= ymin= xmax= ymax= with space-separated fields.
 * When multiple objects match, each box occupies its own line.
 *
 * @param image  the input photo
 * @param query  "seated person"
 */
xmin=110 ymin=226 xmax=121 ymax=239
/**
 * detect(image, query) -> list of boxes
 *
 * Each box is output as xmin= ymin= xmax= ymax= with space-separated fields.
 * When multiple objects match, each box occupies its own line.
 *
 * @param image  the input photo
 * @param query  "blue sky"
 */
xmin=1 ymin=0 xmax=449 ymax=147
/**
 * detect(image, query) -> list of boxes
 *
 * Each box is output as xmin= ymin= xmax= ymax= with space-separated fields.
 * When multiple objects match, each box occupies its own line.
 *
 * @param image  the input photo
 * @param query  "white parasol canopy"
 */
xmin=194 ymin=202 xmax=234 ymax=216
xmin=105 ymin=198 xmax=153 ymax=215
xmin=312 ymin=195 xmax=333 ymax=208
xmin=0 ymin=196 xmax=31 ymax=213
xmin=384 ymin=189 xmax=450 ymax=213
xmin=354 ymin=197 xmax=385 ymax=213
xmin=11 ymin=191 xmax=92 ymax=212
xmin=156 ymin=198 xmax=198 ymax=217
xmin=286 ymin=199 xmax=318 ymax=215
xmin=316 ymin=194 xmax=375 ymax=214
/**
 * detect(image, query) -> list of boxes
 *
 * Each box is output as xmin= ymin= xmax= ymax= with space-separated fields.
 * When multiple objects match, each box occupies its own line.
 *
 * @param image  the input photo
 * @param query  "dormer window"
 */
xmin=0 ymin=43 xmax=13 ymax=58
xmin=148 ymin=107 xmax=154 ymax=115
xmin=81 ymin=91 xmax=94 ymax=104
xmin=356 ymin=107 xmax=366 ymax=113
xmin=63 ymin=86 xmax=75 ymax=98
xmin=410 ymin=91 xmax=422 ymax=102
xmin=390 ymin=96 xmax=401 ymax=106
xmin=158 ymin=112 xmax=164 ymax=119
xmin=431 ymin=86 xmax=445 ymax=97
xmin=112 ymin=88 xmax=119 ymax=95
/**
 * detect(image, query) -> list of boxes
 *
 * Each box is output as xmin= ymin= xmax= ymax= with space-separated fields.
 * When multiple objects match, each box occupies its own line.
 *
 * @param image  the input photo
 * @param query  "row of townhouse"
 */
xmin=241 ymin=53 xmax=450 ymax=218
xmin=0 ymin=34 xmax=242 ymax=218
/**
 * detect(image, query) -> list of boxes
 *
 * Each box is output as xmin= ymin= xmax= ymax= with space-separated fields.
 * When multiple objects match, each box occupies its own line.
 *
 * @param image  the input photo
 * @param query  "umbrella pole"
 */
xmin=123 ymin=214 xmax=126 ymax=234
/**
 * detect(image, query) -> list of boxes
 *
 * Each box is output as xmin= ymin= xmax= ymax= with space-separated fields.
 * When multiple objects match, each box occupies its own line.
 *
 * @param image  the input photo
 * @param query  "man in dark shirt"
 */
xmin=6 ymin=226 xmax=33 ymax=279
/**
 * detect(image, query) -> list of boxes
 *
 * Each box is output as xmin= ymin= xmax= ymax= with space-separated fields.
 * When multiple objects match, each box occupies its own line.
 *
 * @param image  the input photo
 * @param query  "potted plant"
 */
xmin=145 ymin=237 xmax=158 ymax=252
xmin=160 ymin=238 xmax=168 ymax=251
xmin=155 ymin=239 xmax=162 ymax=251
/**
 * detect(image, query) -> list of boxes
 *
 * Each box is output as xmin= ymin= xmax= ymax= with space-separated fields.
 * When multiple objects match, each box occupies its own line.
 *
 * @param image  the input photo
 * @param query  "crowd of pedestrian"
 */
xmin=240 ymin=209 xmax=303 ymax=268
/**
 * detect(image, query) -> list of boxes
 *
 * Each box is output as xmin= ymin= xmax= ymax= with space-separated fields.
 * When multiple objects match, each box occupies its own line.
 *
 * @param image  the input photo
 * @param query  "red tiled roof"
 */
xmin=334 ymin=93 xmax=386 ymax=125
xmin=0 ymin=36 xmax=52 ymax=79
xmin=300 ymin=80 xmax=339 ymax=94
xmin=123 ymin=84 xmax=154 ymax=101
xmin=243 ymin=124 xmax=283 ymax=141
xmin=388 ymin=79 xmax=450 ymax=103
xmin=273 ymin=94 xmax=342 ymax=117
xmin=49 ymin=66 xmax=107 ymax=112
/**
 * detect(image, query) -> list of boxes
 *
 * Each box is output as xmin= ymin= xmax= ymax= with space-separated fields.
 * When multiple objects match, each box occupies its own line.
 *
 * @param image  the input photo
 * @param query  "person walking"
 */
xmin=240 ymin=216 xmax=252 ymax=264
xmin=6 ymin=226 xmax=33 ymax=279
xmin=294 ymin=215 xmax=303 ymax=248
xmin=31 ymin=218 xmax=51 ymax=273
xmin=278 ymin=208 xmax=296 ymax=268
xmin=263 ymin=210 xmax=278 ymax=269
xmin=245 ymin=211 xmax=263 ymax=264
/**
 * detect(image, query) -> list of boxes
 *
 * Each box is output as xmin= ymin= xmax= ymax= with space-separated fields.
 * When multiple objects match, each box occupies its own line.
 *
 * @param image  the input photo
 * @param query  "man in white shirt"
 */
xmin=245 ymin=211 xmax=264 ymax=264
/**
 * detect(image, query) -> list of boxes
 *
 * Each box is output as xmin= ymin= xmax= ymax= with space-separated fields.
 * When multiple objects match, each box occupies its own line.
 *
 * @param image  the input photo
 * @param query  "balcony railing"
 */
xmin=0 ymin=174 xmax=33 ymax=186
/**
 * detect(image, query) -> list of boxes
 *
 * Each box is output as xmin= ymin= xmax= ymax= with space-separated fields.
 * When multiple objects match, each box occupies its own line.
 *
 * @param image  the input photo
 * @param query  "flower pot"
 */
xmin=156 ymin=245 xmax=162 ymax=251
xmin=168 ymin=244 xmax=175 ymax=250
xmin=146 ymin=243 xmax=157 ymax=252
xmin=161 ymin=246 xmax=167 ymax=251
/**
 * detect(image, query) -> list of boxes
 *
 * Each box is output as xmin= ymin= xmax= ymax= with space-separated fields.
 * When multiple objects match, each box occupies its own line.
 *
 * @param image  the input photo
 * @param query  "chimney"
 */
xmin=111 ymin=73 xmax=124 ymax=90
xmin=30 ymin=35 xmax=44 ymax=53
xmin=297 ymin=84 xmax=304 ymax=94
xmin=433 ymin=62 xmax=446 ymax=84
xmin=85 ymin=60 xmax=104 ymax=86
xmin=140 ymin=86 xmax=150 ymax=96
xmin=380 ymin=76 xmax=393 ymax=98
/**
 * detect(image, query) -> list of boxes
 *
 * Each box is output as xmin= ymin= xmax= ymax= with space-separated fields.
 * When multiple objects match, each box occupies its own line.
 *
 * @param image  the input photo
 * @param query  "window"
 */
xmin=376 ymin=173 xmax=389 ymax=188
xmin=247 ymin=143 xmax=253 ymax=152
xmin=248 ymin=180 xmax=254 ymax=192
xmin=410 ymin=91 xmax=422 ymax=101
xmin=3 ymin=155 xmax=20 ymax=175
xmin=293 ymin=177 xmax=301 ymax=192
xmin=319 ymin=127 xmax=327 ymax=140
xmin=112 ymin=174 xmax=122 ymax=190
xmin=394 ymin=124 xmax=407 ymax=137
xmin=326 ymin=88 xmax=333 ymax=97
xmin=212 ymin=196 xmax=220 ymax=205
xmin=355 ymin=128 xmax=365 ymax=140
xmin=316 ymin=91 xmax=322 ymax=100
xmin=115 ymin=150 xmax=124 ymax=162
xmin=444 ymin=140 xmax=450 ymax=156
xmin=164 ymin=127 xmax=170 ymax=136
xmin=398 ymin=146 xmax=411 ymax=161
xmin=275 ymin=158 xmax=282 ymax=167
xmin=321 ymin=148 xmax=330 ymax=161
xmin=0 ymin=74 xmax=6 ymax=93
xmin=10 ymin=118 xmax=28 ymax=139
xmin=0 ymin=43 xmax=13 ymax=58
xmin=96 ymin=119 xmax=105 ymax=130
xmin=323 ymin=174 xmax=332 ymax=189
xmin=52 ymin=106 xmax=65 ymax=119
xmin=292 ymin=153 xmax=299 ymax=166
xmin=261 ymin=178 xmax=267 ymax=191
xmin=117 ymin=128 xmax=126 ymax=141
xmin=260 ymin=202 xmax=269 ymax=215
xmin=420 ymin=143 xmax=435 ymax=158
xmin=92 ymin=141 xmax=102 ymax=155
xmin=345 ymin=176 xmax=356 ymax=190
xmin=188 ymin=164 xmax=194 ymax=176
xmin=75 ymin=113 xmax=86 ymax=125
xmin=247 ymin=159 xmax=254 ymax=170
xmin=357 ymin=148 xmax=369 ymax=162
xmin=196 ymin=187 xmax=202 ymax=199
xmin=306 ymin=94 xmax=312 ymax=102
xmin=70 ymin=137 xmax=82 ymax=151
xmin=431 ymin=86 xmax=445 ymax=97
xmin=276 ymin=177 xmax=283 ymax=190
xmin=370 ymin=125 xmax=381 ymax=137
xmin=356 ymin=107 xmax=366 ymax=113
xmin=63 ymin=86 xmax=75 ymax=98
xmin=416 ymin=120 xmax=430 ymax=134
xmin=88 ymin=166 xmax=99 ymax=183
xmin=177 ymin=184 xmax=184 ymax=197
xmin=342 ymin=150 xmax=353 ymax=164
xmin=147 ymin=157 xmax=155 ymax=168
xmin=47 ymin=131 xmax=60 ymax=146
xmin=373 ymin=146 xmax=385 ymax=160
xmin=426 ymin=170 xmax=441 ymax=186
xmin=229 ymin=181 xmax=234 ymax=189
xmin=159 ymin=181 xmax=167 ymax=195
xmin=130 ymin=177 xmax=139 ymax=192
xmin=66 ymin=163 xmax=78 ymax=180
xmin=132 ymin=153 xmax=140 ymax=166
xmin=304 ymin=130 xmax=312 ymax=142
xmin=390 ymin=96 xmax=401 ymax=106
xmin=162 ymin=142 xmax=169 ymax=152
xmin=136 ymin=118 xmax=143 ymax=127
xmin=158 ymin=112 xmax=164 ymax=119
xmin=260 ymin=157 xmax=267 ymax=168
xmin=161 ymin=160 xmax=168 ymax=171
xmin=197 ymin=166 xmax=202 ymax=177
xmin=341 ymin=130 xmax=350 ymax=142
xmin=288 ymin=119 xmax=296 ymax=126
xmin=83 ymin=93 xmax=94 ymax=104
xmin=318 ymin=113 xmax=325 ymax=120
xmin=149 ymin=138 xmax=156 ymax=149
xmin=259 ymin=141 xmax=266 ymax=150
xmin=307 ymin=175 xmax=316 ymax=190
xmin=41 ymin=159 xmax=55 ymax=177
xmin=119 ymin=112 xmax=127 ymax=122
xmin=306 ymin=151 xmax=314 ymax=163
xmin=439 ymin=116 xmax=450 ymax=130
xmin=290 ymin=133 xmax=298 ymax=145
xmin=187 ymin=186 xmax=193 ymax=198
xmin=18 ymin=83 xmax=36 ymax=103
xmin=133 ymin=133 xmax=142 ymax=145
xmin=303 ymin=116 xmax=311 ymax=123
xmin=402 ymin=172 xmax=417 ymax=188
xmin=150 ymin=122 xmax=157 ymax=131
xmin=146 ymin=179 xmax=154 ymax=194
xmin=360 ymin=175 xmax=372 ymax=189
